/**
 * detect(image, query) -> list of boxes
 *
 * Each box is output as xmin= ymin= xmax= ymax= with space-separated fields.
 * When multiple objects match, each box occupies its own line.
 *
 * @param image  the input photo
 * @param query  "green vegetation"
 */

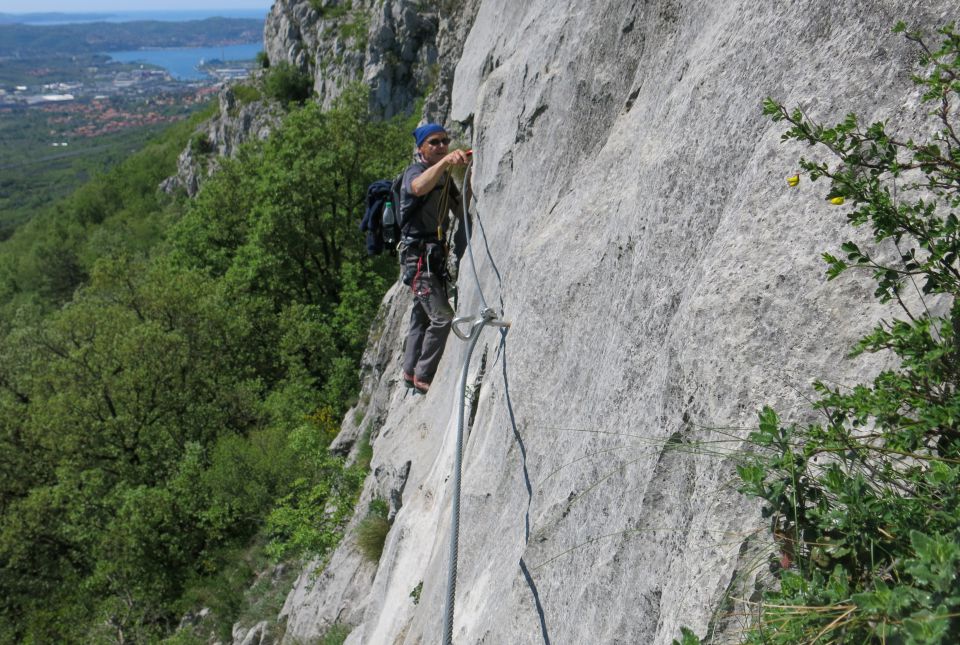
xmin=340 ymin=12 xmax=370 ymax=51
xmin=232 ymin=83 xmax=263 ymax=106
xmin=256 ymin=50 xmax=271 ymax=69
xmin=311 ymin=1 xmax=353 ymax=19
xmin=355 ymin=428 xmax=374 ymax=471
xmin=0 ymin=83 xmax=415 ymax=642
xmin=310 ymin=0 xmax=368 ymax=52
xmin=678 ymin=22 xmax=960 ymax=645
xmin=167 ymin=535 xmax=298 ymax=643
xmin=410 ymin=580 xmax=423 ymax=605
xmin=264 ymin=61 xmax=314 ymax=105
xmin=357 ymin=498 xmax=391 ymax=562
xmin=189 ymin=131 xmax=215 ymax=156
xmin=320 ymin=623 xmax=353 ymax=645
xmin=0 ymin=95 xmax=212 ymax=240
xmin=0 ymin=52 xmax=116 ymax=86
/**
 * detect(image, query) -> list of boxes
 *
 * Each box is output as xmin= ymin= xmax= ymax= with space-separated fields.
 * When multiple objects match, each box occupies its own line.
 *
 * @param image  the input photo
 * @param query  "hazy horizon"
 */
xmin=0 ymin=1 xmax=271 ymax=12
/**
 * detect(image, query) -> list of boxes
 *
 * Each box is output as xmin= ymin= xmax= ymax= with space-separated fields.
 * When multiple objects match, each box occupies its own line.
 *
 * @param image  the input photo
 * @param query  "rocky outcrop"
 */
xmin=263 ymin=0 xmax=321 ymax=75
xmin=207 ymin=85 xmax=281 ymax=158
xmin=264 ymin=0 xmax=368 ymax=109
xmin=421 ymin=0 xmax=483 ymax=126
xmin=233 ymin=620 xmax=273 ymax=645
xmin=363 ymin=0 xmax=440 ymax=118
xmin=263 ymin=0 xmax=447 ymax=118
xmin=277 ymin=1 xmax=958 ymax=644
xmin=160 ymin=84 xmax=283 ymax=197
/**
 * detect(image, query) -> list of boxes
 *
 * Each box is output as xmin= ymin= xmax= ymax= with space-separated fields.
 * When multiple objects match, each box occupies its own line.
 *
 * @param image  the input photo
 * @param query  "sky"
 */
xmin=0 ymin=1 xmax=271 ymax=11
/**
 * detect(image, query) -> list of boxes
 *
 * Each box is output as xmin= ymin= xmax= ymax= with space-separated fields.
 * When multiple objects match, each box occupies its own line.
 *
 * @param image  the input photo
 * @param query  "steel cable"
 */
xmin=441 ymin=154 xmax=548 ymax=644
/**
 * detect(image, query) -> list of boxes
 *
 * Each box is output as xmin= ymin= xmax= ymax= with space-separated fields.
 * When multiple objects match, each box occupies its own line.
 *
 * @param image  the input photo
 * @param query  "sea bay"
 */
xmin=108 ymin=43 xmax=263 ymax=81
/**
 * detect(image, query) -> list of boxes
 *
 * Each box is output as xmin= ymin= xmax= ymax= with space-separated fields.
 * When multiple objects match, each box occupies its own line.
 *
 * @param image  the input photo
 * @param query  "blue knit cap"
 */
xmin=413 ymin=123 xmax=446 ymax=147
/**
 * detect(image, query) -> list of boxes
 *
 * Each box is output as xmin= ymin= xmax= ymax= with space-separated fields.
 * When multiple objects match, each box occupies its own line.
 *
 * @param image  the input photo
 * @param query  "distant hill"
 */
xmin=0 ymin=17 xmax=264 ymax=57
xmin=0 ymin=12 xmax=116 ymax=25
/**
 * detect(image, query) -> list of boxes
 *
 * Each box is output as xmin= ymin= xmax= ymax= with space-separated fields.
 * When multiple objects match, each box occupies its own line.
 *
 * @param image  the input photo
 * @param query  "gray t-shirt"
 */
xmin=401 ymin=161 xmax=461 ymax=241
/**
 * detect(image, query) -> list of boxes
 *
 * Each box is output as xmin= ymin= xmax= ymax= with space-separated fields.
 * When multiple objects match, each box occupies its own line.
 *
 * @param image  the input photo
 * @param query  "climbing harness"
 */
xmin=442 ymin=154 xmax=511 ymax=645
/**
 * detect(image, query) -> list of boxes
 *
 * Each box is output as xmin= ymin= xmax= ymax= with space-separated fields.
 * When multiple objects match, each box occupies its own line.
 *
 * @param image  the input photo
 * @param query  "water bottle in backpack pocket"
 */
xmin=383 ymin=200 xmax=397 ymax=246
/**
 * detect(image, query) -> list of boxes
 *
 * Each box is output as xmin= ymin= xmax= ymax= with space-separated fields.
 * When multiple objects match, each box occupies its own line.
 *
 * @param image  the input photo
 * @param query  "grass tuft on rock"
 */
xmin=356 ymin=498 xmax=390 ymax=563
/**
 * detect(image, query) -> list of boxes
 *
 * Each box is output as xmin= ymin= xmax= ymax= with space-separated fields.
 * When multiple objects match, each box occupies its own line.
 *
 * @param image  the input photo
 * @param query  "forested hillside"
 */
xmin=0 ymin=83 xmax=414 ymax=643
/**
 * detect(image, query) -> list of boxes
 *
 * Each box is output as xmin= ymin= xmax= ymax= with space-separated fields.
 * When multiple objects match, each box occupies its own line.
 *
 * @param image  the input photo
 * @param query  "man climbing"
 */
xmin=399 ymin=123 xmax=471 ymax=393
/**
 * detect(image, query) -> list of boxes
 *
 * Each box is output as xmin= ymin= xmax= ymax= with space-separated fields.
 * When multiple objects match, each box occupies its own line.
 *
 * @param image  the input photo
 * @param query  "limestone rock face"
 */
xmin=160 ymin=85 xmax=282 ymax=197
xmin=420 ymin=0 xmax=482 ymax=125
xmin=264 ymin=0 xmax=446 ymax=117
xmin=264 ymin=0 xmax=369 ymax=109
xmin=278 ymin=1 xmax=957 ymax=644
xmin=208 ymin=85 xmax=281 ymax=158
xmin=363 ymin=0 xmax=439 ymax=118
xmin=233 ymin=620 xmax=273 ymax=645
xmin=263 ymin=0 xmax=320 ymax=74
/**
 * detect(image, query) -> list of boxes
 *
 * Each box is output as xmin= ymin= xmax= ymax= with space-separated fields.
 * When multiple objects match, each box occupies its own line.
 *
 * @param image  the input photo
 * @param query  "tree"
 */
xmin=0 ymin=83 xmax=416 ymax=640
xmin=172 ymin=84 xmax=410 ymax=406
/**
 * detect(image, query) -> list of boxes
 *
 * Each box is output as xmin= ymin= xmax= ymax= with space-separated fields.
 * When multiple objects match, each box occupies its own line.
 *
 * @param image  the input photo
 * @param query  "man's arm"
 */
xmin=410 ymin=149 xmax=471 ymax=196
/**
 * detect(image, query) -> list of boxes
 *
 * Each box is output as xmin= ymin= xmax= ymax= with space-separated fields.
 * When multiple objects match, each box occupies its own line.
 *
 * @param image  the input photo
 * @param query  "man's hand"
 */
xmin=411 ymin=149 xmax=472 ymax=196
xmin=443 ymin=149 xmax=471 ymax=167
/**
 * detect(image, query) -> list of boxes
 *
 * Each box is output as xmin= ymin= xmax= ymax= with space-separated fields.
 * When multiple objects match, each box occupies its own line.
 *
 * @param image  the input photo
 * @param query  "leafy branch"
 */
xmin=679 ymin=22 xmax=960 ymax=645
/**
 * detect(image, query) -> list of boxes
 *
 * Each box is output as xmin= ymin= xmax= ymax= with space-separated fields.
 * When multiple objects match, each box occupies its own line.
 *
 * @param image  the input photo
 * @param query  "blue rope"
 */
xmin=501 ymin=327 xmax=551 ymax=644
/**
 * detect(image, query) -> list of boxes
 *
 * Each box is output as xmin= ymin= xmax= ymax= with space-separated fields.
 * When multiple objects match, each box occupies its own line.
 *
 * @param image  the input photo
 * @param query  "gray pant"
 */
xmin=402 ymin=257 xmax=454 ymax=383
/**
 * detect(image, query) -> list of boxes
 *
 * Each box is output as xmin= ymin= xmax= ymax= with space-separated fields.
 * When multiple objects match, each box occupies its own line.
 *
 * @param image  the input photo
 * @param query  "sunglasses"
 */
xmin=425 ymin=137 xmax=451 ymax=147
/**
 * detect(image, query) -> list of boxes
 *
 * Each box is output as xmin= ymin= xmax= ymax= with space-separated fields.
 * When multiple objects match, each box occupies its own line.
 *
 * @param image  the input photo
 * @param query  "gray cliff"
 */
xmin=263 ymin=1 xmax=958 ymax=643
xmin=264 ymin=0 xmax=446 ymax=117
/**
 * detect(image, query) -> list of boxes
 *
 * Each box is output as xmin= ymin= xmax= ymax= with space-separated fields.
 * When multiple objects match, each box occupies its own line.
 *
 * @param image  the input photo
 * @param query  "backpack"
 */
xmin=360 ymin=173 xmax=404 ymax=255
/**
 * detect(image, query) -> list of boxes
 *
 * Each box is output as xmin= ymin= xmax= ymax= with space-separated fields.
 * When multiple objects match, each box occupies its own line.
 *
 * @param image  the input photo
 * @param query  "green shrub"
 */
xmin=263 ymin=61 xmax=313 ymax=105
xmin=310 ymin=1 xmax=352 ymax=19
xmin=264 ymin=424 xmax=365 ymax=561
xmin=339 ymin=14 xmax=369 ymax=50
xmin=409 ymin=581 xmax=423 ymax=605
xmin=354 ymin=429 xmax=373 ymax=471
xmin=255 ymin=50 xmax=270 ymax=69
xmin=231 ymin=83 xmax=262 ymax=106
xmin=190 ymin=132 xmax=214 ymax=157
xmin=320 ymin=623 xmax=352 ymax=645
xmin=721 ymin=22 xmax=960 ymax=645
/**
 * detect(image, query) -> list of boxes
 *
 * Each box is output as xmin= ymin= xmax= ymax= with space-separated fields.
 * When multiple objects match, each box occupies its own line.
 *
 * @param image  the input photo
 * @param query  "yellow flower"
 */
xmin=830 ymin=196 xmax=845 ymax=205
xmin=787 ymin=174 xmax=800 ymax=187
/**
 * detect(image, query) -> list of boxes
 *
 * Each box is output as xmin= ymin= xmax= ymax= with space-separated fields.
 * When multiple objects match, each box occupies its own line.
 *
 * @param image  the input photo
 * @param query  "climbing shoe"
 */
xmin=413 ymin=376 xmax=431 ymax=394
xmin=402 ymin=371 xmax=415 ymax=388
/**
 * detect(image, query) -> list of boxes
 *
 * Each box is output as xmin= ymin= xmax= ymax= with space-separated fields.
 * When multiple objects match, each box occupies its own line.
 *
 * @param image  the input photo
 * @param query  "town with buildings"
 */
xmin=0 ymin=56 xmax=255 ymax=141
xmin=0 ymin=14 xmax=262 ymax=143
xmin=0 ymin=57 xmax=254 ymax=106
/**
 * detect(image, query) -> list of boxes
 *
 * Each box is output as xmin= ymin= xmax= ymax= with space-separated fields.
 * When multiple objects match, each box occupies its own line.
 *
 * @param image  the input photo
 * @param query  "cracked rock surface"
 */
xmin=275 ymin=1 xmax=957 ymax=643
xmin=161 ymin=85 xmax=282 ymax=197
